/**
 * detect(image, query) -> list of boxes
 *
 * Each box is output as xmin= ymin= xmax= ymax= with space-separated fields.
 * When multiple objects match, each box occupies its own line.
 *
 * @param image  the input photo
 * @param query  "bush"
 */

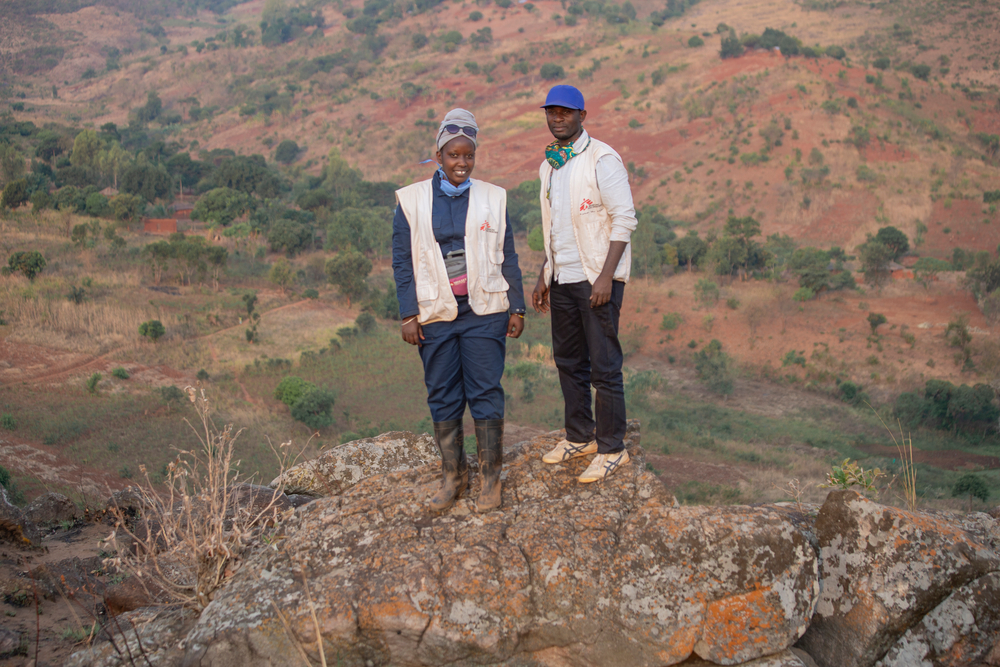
xmin=0 ymin=464 xmax=25 ymax=505
xmin=469 ymin=10 xmax=483 ymax=20
xmin=911 ymin=64 xmax=931 ymax=81
xmin=694 ymin=279 xmax=720 ymax=307
xmin=660 ymin=312 xmax=683 ymax=330
xmin=274 ymin=376 xmax=317 ymax=408
xmin=539 ymin=63 xmax=566 ymax=80
xmin=160 ymin=385 xmax=185 ymax=410
xmin=873 ymin=56 xmax=890 ymax=70
xmin=274 ymin=139 xmax=300 ymax=164
xmin=139 ymin=320 xmax=166 ymax=341
xmin=952 ymin=474 xmax=989 ymax=509
xmin=1 ymin=414 xmax=15 ymax=430
xmin=793 ymin=287 xmax=815 ymax=302
xmin=7 ymin=250 xmax=46 ymax=281
xmin=527 ymin=226 xmax=544 ymax=251
xmin=291 ymin=388 xmax=336 ymax=429
xmin=1 ymin=180 xmax=29 ymax=209
xmin=303 ymin=288 xmax=319 ymax=299
xmin=86 ymin=372 xmax=102 ymax=394
xmin=356 ymin=311 xmax=377 ymax=333
xmin=867 ymin=312 xmax=887 ymax=334
xmin=825 ymin=45 xmax=846 ymax=60
xmin=197 ymin=368 xmax=210 ymax=381
xmin=688 ymin=35 xmax=704 ymax=47
xmin=694 ymin=340 xmax=734 ymax=395
xmin=111 ymin=367 xmax=130 ymax=380
xmin=720 ymin=29 xmax=743 ymax=59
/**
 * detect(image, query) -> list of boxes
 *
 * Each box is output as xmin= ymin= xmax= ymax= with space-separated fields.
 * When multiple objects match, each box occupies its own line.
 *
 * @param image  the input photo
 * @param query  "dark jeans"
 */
xmin=419 ymin=297 xmax=508 ymax=422
xmin=550 ymin=279 xmax=626 ymax=454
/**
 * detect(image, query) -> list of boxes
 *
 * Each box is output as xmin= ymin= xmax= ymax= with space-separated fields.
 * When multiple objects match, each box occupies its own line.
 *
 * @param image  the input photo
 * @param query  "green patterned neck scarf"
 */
xmin=545 ymin=136 xmax=590 ymax=170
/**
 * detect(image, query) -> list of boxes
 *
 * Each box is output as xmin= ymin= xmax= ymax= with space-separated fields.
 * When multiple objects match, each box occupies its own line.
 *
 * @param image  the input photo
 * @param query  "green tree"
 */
xmin=540 ymin=63 xmax=566 ymax=80
xmin=191 ymin=187 xmax=254 ymax=226
xmin=138 ymin=319 xmax=166 ymax=341
xmin=1 ymin=179 xmax=29 ymax=209
xmin=268 ymin=218 xmax=313 ymax=256
xmin=676 ymin=231 xmax=708 ymax=270
xmin=720 ymin=29 xmax=743 ymax=59
xmin=7 ymin=251 xmax=46 ymax=280
xmin=70 ymin=129 xmax=101 ymax=171
xmin=874 ymin=226 xmax=909 ymax=259
xmin=326 ymin=250 xmax=372 ymax=306
xmin=694 ymin=339 xmax=734 ymax=395
xmin=274 ymin=376 xmax=316 ymax=407
xmin=290 ymin=388 xmax=336 ymax=430
xmin=867 ymin=312 xmax=887 ymax=334
xmin=952 ymin=474 xmax=989 ymax=511
xmin=0 ymin=144 xmax=26 ymax=184
xmin=856 ymin=238 xmax=893 ymax=285
xmin=324 ymin=207 xmax=392 ymax=258
xmin=120 ymin=158 xmax=170 ymax=202
xmin=321 ymin=147 xmax=362 ymax=197
xmin=274 ymin=139 xmax=300 ymax=164
xmin=85 ymin=192 xmax=111 ymax=217
xmin=112 ymin=193 xmax=146 ymax=227
xmin=269 ymin=257 xmax=295 ymax=292
xmin=946 ymin=313 xmax=973 ymax=370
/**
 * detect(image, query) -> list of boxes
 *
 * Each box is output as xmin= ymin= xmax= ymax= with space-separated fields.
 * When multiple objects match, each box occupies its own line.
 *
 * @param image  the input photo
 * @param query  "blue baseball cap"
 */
xmin=542 ymin=85 xmax=585 ymax=111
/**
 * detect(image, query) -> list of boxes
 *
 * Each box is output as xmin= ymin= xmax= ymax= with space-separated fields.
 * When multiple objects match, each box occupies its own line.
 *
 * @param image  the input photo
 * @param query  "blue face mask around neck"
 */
xmin=437 ymin=168 xmax=472 ymax=197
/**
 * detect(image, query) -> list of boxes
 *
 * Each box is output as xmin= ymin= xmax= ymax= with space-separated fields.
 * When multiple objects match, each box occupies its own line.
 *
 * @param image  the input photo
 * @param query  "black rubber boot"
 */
xmin=475 ymin=419 xmax=504 ymax=513
xmin=429 ymin=420 xmax=468 ymax=512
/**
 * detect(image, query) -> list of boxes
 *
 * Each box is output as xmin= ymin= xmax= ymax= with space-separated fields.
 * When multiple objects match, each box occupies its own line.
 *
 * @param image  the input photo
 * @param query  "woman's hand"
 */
xmin=401 ymin=317 xmax=423 ymax=346
xmin=507 ymin=313 xmax=524 ymax=338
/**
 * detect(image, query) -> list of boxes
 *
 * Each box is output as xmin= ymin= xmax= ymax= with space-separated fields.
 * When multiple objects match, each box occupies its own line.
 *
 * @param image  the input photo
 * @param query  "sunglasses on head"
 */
xmin=443 ymin=124 xmax=477 ymax=139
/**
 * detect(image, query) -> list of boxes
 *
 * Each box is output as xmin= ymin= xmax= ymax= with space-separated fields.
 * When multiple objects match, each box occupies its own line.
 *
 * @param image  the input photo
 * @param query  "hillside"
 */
xmin=1 ymin=0 xmax=1000 ymax=517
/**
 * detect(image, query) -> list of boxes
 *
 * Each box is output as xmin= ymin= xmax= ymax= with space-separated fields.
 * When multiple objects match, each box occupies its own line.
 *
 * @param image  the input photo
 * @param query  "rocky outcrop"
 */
xmin=184 ymin=422 xmax=819 ymax=667
xmin=269 ymin=430 xmax=439 ymax=497
xmin=24 ymin=491 xmax=77 ymax=525
xmin=67 ymin=426 xmax=1000 ymax=667
xmin=875 ymin=572 xmax=1000 ymax=667
xmin=0 ymin=484 xmax=39 ymax=547
xmin=795 ymin=490 xmax=1000 ymax=667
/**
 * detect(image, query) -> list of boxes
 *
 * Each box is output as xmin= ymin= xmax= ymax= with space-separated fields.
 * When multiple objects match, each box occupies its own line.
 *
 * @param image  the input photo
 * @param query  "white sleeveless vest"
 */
xmin=395 ymin=179 xmax=510 ymax=325
xmin=538 ymin=137 xmax=632 ymax=286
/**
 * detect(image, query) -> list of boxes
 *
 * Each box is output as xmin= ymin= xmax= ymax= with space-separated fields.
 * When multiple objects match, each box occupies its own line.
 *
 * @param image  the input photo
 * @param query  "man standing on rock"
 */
xmin=531 ymin=85 xmax=638 ymax=483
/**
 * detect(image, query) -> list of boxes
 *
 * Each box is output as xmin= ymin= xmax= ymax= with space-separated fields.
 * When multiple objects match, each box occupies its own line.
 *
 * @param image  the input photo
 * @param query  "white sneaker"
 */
xmin=542 ymin=439 xmax=598 ymax=464
xmin=578 ymin=450 xmax=630 ymax=483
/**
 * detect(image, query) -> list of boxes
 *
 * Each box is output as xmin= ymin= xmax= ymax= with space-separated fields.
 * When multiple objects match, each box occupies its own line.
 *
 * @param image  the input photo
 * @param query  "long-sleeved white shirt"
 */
xmin=547 ymin=130 xmax=637 ymax=284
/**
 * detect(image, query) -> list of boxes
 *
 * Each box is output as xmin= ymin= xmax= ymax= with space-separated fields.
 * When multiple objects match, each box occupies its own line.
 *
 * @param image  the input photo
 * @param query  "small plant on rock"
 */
xmin=821 ymin=459 xmax=884 ymax=497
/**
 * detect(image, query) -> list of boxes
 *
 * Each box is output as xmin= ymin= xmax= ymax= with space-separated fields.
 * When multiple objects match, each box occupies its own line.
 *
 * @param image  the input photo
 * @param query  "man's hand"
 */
xmin=507 ymin=314 xmax=524 ymax=338
xmin=401 ymin=318 xmax=423 ymax=346
xmin=590 ymin=273 xmax=613 ymax=308
xmin=532 ymin=272 xmax=550 ymax=314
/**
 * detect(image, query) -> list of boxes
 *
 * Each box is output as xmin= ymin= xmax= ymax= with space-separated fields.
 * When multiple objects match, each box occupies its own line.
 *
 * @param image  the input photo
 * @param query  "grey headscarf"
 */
xmin=436 ymin=108 xmax=479 ymax=152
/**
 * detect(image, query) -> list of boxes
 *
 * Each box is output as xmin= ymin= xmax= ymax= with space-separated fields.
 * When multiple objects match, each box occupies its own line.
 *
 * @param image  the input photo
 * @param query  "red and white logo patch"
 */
xmin=579 ymin=198 xmax=593 ymax=212
xmin=480 ymin=219 xmax=497 ymax=233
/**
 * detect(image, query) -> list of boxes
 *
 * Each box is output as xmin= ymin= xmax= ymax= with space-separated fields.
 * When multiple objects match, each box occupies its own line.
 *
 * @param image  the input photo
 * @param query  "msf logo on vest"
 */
xmin=480 ymin=219 xmax=498 ymax=234
xmin=579 ymin=198 xmax=594 ymax=212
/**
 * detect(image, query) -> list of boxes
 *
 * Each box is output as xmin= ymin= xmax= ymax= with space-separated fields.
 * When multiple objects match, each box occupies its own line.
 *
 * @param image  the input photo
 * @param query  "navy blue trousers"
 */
xmin=419 ymin=298 xmax=508 ymax=422
xmin=550 ymin=279 xmax=626 ymax=454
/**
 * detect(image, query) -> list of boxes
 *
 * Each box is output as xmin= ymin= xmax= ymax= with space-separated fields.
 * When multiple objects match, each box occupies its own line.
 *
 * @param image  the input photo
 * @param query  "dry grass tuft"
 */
xmin=102 ymin=387 xmax=300 ymax=610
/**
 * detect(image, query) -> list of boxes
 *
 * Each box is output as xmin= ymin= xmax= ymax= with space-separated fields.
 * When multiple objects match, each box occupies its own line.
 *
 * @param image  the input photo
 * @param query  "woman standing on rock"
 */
xmin=392 ymin=109 xmax=526 ymax=513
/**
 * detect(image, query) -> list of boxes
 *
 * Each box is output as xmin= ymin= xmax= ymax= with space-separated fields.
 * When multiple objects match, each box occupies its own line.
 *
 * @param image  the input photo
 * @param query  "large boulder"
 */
xmin=24 ymin=491 xmax=77 ymax=525
xmin=268 ymin=430 xmax=440 ymax=497
xmin=183 ymin=422 xmax=819 ymax=667
xmin=0 ymin=484 xmax=40 ymax=547
xmin=796 ymin=490 xmax=1000 ymax=667
xmin=876 ymin=571 xmax=1000 ymax=667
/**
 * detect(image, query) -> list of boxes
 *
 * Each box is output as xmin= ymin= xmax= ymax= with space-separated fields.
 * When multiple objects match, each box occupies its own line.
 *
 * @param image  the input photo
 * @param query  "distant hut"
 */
xmin=144 ymin=218 xmax=178 ymax=235
xmin=888 ymin=260 xmax=914 ymax=280
xmin=171 ymin=201 xmax=195 ymax=220
xmin=100 ymin=186 xmax=119 ymax=197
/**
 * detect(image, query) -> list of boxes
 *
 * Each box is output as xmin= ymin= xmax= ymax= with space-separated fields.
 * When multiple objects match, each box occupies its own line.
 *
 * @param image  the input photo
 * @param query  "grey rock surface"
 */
xmin=269 ymin=430 xmax=439 ymax=497
xmin=24 ymin=491 xmax=77 ymax=525
xmin=796 ymin=490 xmax=1000 ymax=667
